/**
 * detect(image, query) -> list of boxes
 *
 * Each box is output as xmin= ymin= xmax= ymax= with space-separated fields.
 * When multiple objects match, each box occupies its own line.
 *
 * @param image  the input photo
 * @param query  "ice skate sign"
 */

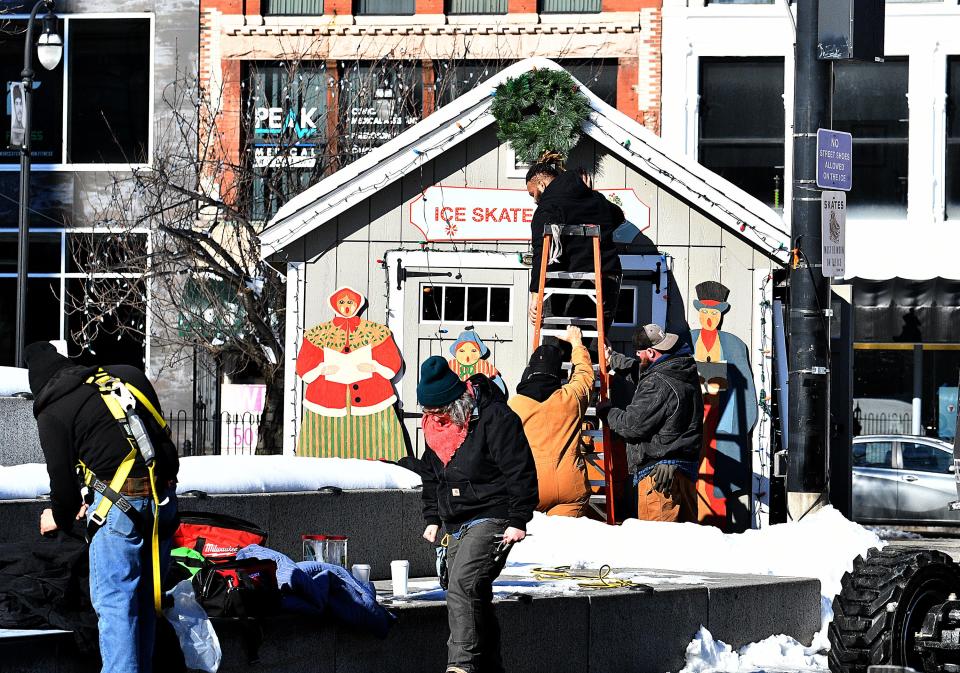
xmin=816 ymin=129 xmax=853 ymax=191
xmin=821 ymin=191 xmax=846 ymax=278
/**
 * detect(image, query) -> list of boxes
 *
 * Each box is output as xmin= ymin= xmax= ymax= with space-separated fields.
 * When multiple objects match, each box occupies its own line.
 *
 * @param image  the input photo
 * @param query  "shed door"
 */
xmin=387 ymin=251 xmax=531 ymax=457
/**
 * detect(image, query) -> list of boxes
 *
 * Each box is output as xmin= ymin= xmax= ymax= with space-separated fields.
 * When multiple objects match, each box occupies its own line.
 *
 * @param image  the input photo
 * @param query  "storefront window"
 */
xmin=247 ymin=63 xmax=329 ymax=221
xmin=832 ymin=59 xmax=909 ymax=218
xmin=339 ymin=61 xmax=422 ymax=161
xmin=698 ymin=58 xmax=785 ymax=209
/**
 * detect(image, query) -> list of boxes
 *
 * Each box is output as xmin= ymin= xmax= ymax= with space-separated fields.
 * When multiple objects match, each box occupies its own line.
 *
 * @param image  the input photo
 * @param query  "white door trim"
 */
xmin=283 ymin=262 xmax=305 ymax=456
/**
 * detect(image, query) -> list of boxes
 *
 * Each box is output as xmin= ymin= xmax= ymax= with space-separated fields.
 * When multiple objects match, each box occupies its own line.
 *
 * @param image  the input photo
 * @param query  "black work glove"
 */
xmin=649 ymin=462 xmax=678 ymax=495
xmin=595 ymin=399 xmax=614 ymax=422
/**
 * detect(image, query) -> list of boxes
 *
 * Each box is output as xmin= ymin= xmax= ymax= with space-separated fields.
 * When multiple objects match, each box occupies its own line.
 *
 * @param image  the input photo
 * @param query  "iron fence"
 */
xmin=858 ymin=412 xmax=913 ymax=436
xmin=167 ymin=410 xmax=262 ymax=456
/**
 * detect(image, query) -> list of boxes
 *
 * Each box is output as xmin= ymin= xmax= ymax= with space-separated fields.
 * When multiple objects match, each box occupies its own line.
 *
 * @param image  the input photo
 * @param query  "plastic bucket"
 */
xmin=302 ymin=534 xmax=349 ymax=568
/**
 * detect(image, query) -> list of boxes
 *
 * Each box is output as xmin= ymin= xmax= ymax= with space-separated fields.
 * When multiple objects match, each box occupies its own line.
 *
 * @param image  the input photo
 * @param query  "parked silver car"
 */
xmin=853 ymin=435 xmax=958 ymax=526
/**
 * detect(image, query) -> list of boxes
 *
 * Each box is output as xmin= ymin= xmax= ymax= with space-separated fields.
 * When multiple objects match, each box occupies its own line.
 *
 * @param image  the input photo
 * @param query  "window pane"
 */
xmin=66 ymin=277 xmax=146 ymax=366
xmin=466 ymin=286 xmax=488 ymax=323
xmin=0 ymin=277 xmax=62 ymax=365
xmin=67 ymin=233 xmax=146 ymax=274
xmin=946 ymin=57 xmax=960 ymax=219
xmin=421 ymin=286 xmax=441 ymax=321
xmin=436 ymin=61 xmax=510 ymax=109
xmin=67 ymin=18 xmax=150 ymax=163
xmin=558 ymin=59 xmax=618 ymax=107
xmin=853 ymin=441 xmax=893 ymax=468
xmin=262 ymin=0 xmax=325 ymax=14
xmin=901 ymin=442 xmax=953 ymax=474
xmin=0 ymin=20 xmax=63 ymax=165
xmin=447 ymin=0 xmax=507 ymax=13
xmin=854 ymin=349 xmax=915 ymax=436
xmin=832 ymin=59 xmax=908 ymax=217
xmin=355 ymin=0 xmax=415 ymax=14
xmin=614 ymin=286 xmax=636 ymax=325
xmin=699 ymin=58 xmax=785 ymax=208
xmin=443 ymin=285 xmax=465 ymax=322
xmin=489 ymin=287 xmax=510 ymax=322
xmin=339 ymin=62 xmax=422 ymax=162
xmin=540 ymin=0 xmax=602 ymax=12
xmin=0 ymin=232 xmax=62 ymax=273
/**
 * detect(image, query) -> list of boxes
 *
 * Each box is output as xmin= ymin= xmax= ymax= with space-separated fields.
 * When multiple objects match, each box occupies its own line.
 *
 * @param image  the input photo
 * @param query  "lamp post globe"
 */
xmin=37 ymin=31 xmax=63 ymax=71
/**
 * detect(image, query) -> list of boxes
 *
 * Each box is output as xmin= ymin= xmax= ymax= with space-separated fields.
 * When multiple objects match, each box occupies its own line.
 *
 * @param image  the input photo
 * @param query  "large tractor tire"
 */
xmin=829 ymin=547 xmax=960 ymax=673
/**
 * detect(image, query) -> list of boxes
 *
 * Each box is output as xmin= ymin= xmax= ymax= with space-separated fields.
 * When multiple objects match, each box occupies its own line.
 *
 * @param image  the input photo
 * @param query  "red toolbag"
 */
xmin=172 ymin=511 xmax=267 ymax=560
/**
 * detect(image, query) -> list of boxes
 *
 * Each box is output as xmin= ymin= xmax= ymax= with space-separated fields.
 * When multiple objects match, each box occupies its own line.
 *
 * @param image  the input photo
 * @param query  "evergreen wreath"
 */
xmin=490 ymin=68 xmax=592 ymax=166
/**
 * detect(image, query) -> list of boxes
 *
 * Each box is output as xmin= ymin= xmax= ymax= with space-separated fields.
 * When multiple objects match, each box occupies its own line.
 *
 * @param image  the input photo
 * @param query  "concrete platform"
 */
xmin=3 ymin=568 xmax=820 ymax=673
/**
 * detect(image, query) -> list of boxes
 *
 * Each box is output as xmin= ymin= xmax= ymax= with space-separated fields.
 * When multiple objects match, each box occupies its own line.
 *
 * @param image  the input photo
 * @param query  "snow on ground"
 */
xmin=0 ymin=368 xmax=30 ymax=396
xmin=0 ymin=455 xmax=422 ymax=499
xmin=506 ymin=507 xmax=882 ymax=673
xmin=866 ymin=526 xmax=924 ymax=541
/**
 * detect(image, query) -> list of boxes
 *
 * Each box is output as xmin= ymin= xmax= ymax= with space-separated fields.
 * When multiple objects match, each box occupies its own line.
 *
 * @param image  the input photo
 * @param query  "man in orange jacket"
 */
xmin=509 ymin=327 xmax=594 ymax=517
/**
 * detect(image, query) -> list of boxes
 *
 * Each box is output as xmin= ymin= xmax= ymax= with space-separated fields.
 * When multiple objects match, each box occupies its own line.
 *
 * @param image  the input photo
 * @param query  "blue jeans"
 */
xmin=86 ymin=489 xmax=177 ymax=673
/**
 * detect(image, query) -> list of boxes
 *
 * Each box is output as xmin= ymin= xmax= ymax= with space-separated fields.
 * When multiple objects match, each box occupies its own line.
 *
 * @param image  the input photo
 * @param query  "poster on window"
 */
xmin=248 ymin=64 xmax=327 ymax=170
xmin=340 ymin=63 xmax=422 ymax=160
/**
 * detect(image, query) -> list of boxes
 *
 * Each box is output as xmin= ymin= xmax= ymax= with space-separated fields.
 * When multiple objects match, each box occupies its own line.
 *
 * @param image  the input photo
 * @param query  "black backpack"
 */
xmin=191 ymin=557 xmax=281 ymax=619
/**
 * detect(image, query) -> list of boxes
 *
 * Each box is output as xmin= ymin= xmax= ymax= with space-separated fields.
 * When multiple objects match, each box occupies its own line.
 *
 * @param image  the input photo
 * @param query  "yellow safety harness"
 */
xmin=78 ymin=368 xmax=170 ymax=616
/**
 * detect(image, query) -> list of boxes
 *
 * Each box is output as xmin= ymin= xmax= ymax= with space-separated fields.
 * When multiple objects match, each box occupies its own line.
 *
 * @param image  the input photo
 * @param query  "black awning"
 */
xmin=853 ymin=278 xmax=960 ymax=343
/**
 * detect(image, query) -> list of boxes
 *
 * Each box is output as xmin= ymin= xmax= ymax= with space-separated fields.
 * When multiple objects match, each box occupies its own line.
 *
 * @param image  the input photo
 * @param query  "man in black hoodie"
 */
xmin=595 ymin=324 xmax=703 ymax=523
xmin=525 ymin=160 xmax=625 ymax=330
xmin=25 ymin=341 xmax=178 ymax=673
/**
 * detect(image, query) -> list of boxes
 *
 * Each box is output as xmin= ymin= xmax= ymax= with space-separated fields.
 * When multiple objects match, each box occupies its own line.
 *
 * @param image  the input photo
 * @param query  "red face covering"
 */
xmin=422 ymin=413 xmax=468 ymax=466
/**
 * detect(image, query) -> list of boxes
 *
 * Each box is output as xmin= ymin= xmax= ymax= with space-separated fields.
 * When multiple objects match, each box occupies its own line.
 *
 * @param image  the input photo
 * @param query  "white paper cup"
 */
xmin=352 ymin=563 xmax=371 ymax=584
xmin=391 ymin=559 xmax=410 ymax=596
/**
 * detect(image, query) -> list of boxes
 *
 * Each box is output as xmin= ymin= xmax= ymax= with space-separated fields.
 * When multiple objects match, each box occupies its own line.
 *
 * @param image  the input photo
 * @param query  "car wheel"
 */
xmin=829 ymin=546 xmax=960 ymax=673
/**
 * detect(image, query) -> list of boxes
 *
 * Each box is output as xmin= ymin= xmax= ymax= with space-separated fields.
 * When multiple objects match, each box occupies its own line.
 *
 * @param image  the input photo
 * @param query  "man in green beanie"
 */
xmin=416 ymin=355 xmax=538 ymax=673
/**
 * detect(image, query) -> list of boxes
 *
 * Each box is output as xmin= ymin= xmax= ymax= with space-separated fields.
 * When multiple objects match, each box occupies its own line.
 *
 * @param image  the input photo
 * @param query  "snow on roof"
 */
xmin=260 ymin=58 xmax=790 ymax=263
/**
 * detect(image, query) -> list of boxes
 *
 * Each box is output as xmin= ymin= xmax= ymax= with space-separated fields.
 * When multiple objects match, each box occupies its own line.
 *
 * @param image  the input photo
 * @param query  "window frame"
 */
xmin=0 ymin=12 xmax=154 ymax=172
xmin=419 ymin=283 xmax=514 ymax=326
xmin=0 ymin=226 xmax=151 ymax=368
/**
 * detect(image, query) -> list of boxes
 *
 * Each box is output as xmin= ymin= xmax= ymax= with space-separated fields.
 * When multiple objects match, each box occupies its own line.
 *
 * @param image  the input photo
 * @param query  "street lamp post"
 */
xmin=14 ymin=0 xmax=62 ymax=366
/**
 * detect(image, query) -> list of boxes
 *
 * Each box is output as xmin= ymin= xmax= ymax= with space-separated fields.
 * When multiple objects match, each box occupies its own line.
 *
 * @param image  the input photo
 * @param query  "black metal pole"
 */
xmin=15 ymin=0 xmax=53 ymax=367
xmin=787 ymin=0 xmax=832 ymax=519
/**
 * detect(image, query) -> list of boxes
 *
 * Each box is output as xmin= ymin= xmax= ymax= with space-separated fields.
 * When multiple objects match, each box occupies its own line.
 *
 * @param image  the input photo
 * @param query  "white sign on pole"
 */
xmin=821 ymin=190 xmax=846 ymax=278
xmin=8 ymin=81 xmax=25 ymax=148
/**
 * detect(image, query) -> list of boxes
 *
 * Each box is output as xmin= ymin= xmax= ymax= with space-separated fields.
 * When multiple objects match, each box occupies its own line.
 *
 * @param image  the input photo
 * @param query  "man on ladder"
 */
xmin=525 ymin=155 xmax=625 ymax=331
xmin=26 ymin=341 xmax=179 ymax=673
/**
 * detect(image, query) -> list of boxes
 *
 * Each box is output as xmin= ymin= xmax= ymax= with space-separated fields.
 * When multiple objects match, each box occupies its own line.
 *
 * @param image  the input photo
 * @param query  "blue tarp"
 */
xmin=237 ymin=544 xmax=396 ymax=638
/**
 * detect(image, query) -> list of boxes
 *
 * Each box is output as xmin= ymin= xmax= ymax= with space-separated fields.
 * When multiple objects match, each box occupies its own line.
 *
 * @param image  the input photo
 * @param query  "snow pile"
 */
xmin=0 ymin=455 xmax=422 ymax=500
xmin=0 ymin=367 xmax=30 ymax=396
xmin=509 ymin=507 xmax=882 ymax=673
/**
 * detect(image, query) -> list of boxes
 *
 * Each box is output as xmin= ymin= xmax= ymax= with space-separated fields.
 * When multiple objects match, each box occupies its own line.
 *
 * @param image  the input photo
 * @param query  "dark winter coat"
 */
xmin=420 ymin=375 xmax=539 ymax=531
xmin=32 ymin=362 xmax=179 ymax=531
xmin=606 ymin=349 xmax=704 ymax=473
xmin=529 ymin=170 xmax=625 ymax=292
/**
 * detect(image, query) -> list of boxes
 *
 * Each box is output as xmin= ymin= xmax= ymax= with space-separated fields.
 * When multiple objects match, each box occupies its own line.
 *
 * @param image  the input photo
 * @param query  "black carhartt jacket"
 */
xmin=606 ymin=348 xmax=704 ymax=473
xmin=529 ymin=170 xmax=625 ymax=292
xmin=420 ymin=375 xmax=539 ymax=531
xmin=32 ymin=360 xmax=179 ymax=531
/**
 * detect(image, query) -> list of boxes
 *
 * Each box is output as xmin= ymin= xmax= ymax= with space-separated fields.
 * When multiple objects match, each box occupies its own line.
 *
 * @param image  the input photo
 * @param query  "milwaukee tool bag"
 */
xmin=172 ymin=512 xmax=267 ymax=561
xmin=192 ymin=557 xmax=281 ymax=619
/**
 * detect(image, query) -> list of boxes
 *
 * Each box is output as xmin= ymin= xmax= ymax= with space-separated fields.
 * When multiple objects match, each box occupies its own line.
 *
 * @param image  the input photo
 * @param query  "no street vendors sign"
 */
xmin=816 ymin=129 xmax=852 ymax=191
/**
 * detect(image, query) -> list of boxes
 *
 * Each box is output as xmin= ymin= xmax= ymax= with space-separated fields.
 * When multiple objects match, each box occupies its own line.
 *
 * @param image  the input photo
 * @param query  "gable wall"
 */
xmin=287 ymin=126 xmax=776 ymax=357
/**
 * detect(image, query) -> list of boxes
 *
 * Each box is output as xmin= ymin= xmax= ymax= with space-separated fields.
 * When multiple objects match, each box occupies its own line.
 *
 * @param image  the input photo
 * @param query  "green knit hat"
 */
xmin=417 ymin=355 xmax=467 ymax=407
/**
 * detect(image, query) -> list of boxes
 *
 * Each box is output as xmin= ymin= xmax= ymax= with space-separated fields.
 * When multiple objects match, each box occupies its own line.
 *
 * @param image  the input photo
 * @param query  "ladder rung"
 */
xmin=582 ymin=429 xmax=604 ymax=440
xmin=561 ymin=362 xmax=601 ymax=372
xmin=545 ymin=272 xmax=596 ymax=280
xmin=541 ymin=328 xmax=599 ymax=338
xmin=543 ymin=288 xmax=598 ymax=297
xmin=545 ymin=224 xmax=600 ymax=237
xmin=541 ymin=317 xmax=597 ymax=326
xmin=588 ymin=480 xmax=607 ymax=487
